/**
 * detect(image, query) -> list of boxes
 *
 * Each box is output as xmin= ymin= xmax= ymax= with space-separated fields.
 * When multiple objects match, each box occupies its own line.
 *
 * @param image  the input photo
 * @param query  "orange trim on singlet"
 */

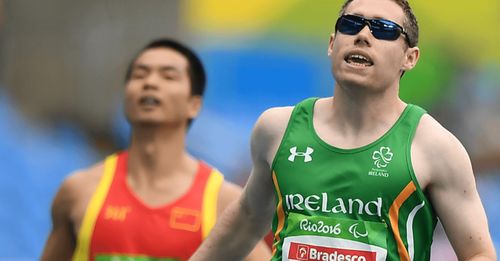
xmin=271 ymin=171 xmax=286 ymax=256
xmin=73 ymin=154 xmax=118 ymax=261
xmin=389 ymin=181 xmax=416 ymax=261
xmin=201 ymin=169 xmax=223 ymax=239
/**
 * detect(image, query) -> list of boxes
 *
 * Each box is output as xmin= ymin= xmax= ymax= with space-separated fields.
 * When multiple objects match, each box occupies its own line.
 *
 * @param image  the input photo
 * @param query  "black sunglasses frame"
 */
xmin=335 ymin=14 xmax=410 ymax=45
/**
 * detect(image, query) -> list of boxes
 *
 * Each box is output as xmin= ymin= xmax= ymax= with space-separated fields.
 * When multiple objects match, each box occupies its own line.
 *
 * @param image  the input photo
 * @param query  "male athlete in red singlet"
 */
xmin=41 ymin=38 xmax=270 ymax=261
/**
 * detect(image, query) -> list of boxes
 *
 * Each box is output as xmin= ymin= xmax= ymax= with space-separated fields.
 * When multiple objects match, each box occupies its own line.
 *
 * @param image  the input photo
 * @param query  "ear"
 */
xmin=188 ymin=95 xmax=203 ymax=119
xmin=401 ymin=46 xmax=420 ymax=71
xmin=327 ymin=33 xmax=336 ymax=57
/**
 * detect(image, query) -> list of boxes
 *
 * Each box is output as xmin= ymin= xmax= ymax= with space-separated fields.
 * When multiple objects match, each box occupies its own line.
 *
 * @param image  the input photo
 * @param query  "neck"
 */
xmin=329 ymin=81 xmax=406 ymax=135
xmin=126 ymin=124 xmax=195 ymax=181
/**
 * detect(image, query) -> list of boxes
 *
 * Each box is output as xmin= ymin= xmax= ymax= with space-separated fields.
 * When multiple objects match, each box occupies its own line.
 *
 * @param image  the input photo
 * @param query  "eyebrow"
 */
xmin=349 ymin=12 xmax=386 ymax=20
xmin=133 ymin=64 xmax=182 ymax=73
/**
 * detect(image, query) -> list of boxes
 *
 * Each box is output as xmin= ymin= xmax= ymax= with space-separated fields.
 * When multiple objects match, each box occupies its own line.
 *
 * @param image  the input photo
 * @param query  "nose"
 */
xmin=354 ymin=23 xmax=372 ymax=47
xmin=143 ymin=72 xmax=160 ymax=90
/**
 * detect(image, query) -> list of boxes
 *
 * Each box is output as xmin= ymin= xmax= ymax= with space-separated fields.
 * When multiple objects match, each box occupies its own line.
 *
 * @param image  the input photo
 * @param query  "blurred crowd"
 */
xmin=0 ymin=0 xmax=498 ymax=260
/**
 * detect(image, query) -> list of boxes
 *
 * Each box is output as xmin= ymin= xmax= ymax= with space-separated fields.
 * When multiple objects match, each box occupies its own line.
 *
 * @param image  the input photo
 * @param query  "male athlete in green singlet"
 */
xmin=191 ymin=0 xmax=497 ymax=260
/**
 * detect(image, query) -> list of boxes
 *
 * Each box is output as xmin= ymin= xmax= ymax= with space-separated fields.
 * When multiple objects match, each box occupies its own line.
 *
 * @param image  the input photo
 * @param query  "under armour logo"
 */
xmin=288 ymin=146 xmax=314 ymax=162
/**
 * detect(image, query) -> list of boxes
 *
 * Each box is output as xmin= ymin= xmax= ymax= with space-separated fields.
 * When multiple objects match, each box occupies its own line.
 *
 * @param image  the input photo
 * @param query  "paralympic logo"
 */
xmin=348 ymin=223 xmax=368 ymax=239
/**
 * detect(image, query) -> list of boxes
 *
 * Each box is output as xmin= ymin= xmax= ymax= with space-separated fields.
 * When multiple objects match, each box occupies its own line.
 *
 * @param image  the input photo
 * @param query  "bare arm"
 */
xmin=414 ymin=115 xmax=496 ymax=260
xmin=190 ymin=107 xmax=293 ymax=260
xmin=40 ymin=176 xmax=78 ymax=261
xmin=216 ymin=182 xmax=272 ymax=260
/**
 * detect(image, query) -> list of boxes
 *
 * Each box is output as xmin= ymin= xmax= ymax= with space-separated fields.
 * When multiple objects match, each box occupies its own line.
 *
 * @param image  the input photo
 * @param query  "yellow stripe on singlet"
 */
xmin=389 ymin=181 xmax=416 ymax=261
xmin=271 ymin=171 xmax=285 ymax=256
xmin=72 ymin=154 xmax=117 ymax=261
xmin=201 ymin=169 xmax=223 ymax=239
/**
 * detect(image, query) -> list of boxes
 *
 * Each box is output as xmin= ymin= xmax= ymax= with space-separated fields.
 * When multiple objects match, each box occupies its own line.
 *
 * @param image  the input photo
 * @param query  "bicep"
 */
xmin=215 ymin=171 xmax=274 ymax=223
xmin=215 ymin=176 xmax=273 ymax=260
xmin=41 ymin=221 xmax=76 ymax=261
xmin=41 ymin=179 xmax=77 ymax=261
xmin=242 ymin=168 xmax=275 ymax=260
xmin=239 ymin=107 xmax=292 ymax=222
xmin=427 ymin=137 xmax=495 ymax=259
xmin=240 ymin=162 xmax=276 ymax=223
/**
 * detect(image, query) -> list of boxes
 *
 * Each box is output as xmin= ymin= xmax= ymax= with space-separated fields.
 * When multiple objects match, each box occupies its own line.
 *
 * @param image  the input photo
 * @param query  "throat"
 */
xmin=126 ymin=172 xmax=195 ymax=208
xmin=313 ymin=98 xmax=406 ymax=149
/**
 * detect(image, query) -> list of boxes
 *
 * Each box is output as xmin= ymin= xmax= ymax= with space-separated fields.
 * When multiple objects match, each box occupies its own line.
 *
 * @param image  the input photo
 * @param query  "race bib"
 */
xmin=282 ymin=213 xmax=387 ymax=261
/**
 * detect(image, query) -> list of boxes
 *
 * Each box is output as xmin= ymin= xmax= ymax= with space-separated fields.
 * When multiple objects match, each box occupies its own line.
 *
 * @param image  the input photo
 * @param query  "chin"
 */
xmin=336 ymin=73 xmax=372 ymax=90
xmin=131 ymin=117 xmax=165 ymax=127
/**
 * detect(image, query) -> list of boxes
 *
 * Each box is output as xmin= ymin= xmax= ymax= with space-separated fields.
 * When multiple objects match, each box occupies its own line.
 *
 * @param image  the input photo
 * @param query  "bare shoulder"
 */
xmin=54 ymin=161 xmax=105 ymax=226
xmin=413 ymin=114 xmax=472 ymax=185
xmin=61 ymin=161 xmax=104 ymax=201
xmin=42 ymin=160 xmax=106 ymax=259
xmin=415 ymin=114 xmax=468 ymax=159
xmin=252 ymin=106 xmax=294 ymax=163
xmin=253 ymin=106 xmax=294 ymax=138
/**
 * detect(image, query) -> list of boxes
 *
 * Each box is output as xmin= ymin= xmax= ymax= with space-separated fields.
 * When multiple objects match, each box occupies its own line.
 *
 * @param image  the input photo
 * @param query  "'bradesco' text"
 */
xmin=285 ymin=193 xmax=382 ymax=217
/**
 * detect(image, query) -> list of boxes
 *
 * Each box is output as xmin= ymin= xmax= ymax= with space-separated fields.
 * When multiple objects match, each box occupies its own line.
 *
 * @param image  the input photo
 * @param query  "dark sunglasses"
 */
xmin=335 ymin=14 xmax=410 ymax=45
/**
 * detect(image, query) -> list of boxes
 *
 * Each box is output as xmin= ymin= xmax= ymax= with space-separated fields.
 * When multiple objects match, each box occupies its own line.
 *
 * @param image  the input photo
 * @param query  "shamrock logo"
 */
xmin=372 ymin=146 xmax=393 ymax=168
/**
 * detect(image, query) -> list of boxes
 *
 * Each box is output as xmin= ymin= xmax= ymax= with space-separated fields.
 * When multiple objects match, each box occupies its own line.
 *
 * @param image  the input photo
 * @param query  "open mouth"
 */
xmin=344 ymin=53 xmax=374 ymax=67
xmin=139 ymin=96 xmax=161 ymax=106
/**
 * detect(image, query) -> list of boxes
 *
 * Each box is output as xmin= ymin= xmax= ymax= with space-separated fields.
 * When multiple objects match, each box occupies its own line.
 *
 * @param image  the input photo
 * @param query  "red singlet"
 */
xmin=72 ymin=152 xmax=223 ymax=261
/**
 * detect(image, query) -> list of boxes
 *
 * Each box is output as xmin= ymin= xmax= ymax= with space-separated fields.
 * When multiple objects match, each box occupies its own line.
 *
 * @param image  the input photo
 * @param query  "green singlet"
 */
xmin=270 ymin=98 xmax=437 ymax=261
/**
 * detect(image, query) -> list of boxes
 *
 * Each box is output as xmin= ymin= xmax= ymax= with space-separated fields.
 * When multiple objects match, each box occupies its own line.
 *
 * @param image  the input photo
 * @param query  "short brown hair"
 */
xmin=339 ymin=0 xmax=419 ymax=47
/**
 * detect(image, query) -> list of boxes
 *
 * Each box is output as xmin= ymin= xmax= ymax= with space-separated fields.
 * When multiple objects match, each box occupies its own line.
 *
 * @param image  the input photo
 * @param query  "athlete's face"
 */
xmin=124 ymin=48 xmax=201 ymax=127
xmin=328 ymin=0 xmax=419 ymax=92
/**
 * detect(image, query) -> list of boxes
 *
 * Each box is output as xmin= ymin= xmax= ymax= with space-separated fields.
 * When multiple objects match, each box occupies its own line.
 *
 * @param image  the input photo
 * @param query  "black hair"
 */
xmin=124 ymin=38 xmax=206 ymax=127
xmin=125 ymin=38 xmax=206 ymax=97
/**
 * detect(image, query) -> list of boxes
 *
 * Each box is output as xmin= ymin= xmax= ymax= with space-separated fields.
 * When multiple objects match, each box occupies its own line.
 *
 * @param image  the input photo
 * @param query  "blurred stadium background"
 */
xmin=0 ymin=0 xmax=499 ymax=260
